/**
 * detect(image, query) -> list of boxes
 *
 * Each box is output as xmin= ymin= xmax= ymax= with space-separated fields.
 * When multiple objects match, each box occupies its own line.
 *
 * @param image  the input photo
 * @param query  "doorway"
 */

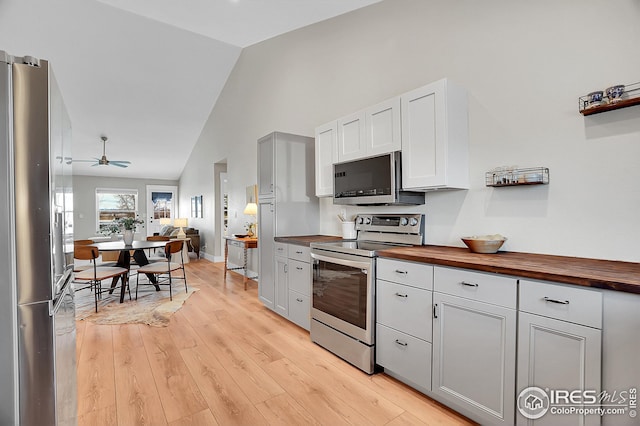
xmin=145 ymin=185 xmax=178 ymax=236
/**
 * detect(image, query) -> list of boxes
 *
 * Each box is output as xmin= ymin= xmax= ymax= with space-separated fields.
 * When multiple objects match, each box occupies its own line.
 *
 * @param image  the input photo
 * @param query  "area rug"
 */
xmin=74 ymin=282 xmax=198 ymax=327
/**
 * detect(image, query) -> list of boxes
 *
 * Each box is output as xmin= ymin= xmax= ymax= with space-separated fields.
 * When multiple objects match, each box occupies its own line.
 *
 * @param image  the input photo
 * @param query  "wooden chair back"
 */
xmin=74 ymin=239 xmax=94 ymax=246
xmin=165 ymin=240 xmax=183 ymax=256
xmin=147 ymin=236 xmax=170 ymax=242
xmin=74 ymin=245 xmax=99 ymax=261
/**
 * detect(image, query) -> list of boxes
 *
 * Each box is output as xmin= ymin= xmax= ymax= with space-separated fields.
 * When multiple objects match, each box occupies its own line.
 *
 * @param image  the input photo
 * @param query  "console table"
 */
xmin=224 ymin=236 xmax=258 ymax=290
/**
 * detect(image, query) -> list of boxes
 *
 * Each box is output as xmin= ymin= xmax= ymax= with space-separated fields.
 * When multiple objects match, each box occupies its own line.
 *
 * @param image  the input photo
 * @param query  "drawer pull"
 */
xmin=394 ymin=292 xmax=408 ymax=298
xmin=395 ymin=270 xmax=408 ymax=274
xmin=296 ymin=298 xmax=304 ymax=303
xmin=543 ymin=297 xmax=570 ymax=305
xmin=296 ymin=267 xmax=303 ymax=270
xmin=460 ymin=281 xmax=479 ymax=287
xmin=296 ymin=250 xmax=303 ymax=254
xmin=394 ymin=339 xmax=408 ymax=347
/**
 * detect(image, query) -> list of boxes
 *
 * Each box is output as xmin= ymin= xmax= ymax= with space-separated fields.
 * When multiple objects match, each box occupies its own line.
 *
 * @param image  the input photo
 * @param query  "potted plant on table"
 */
xmin=117 ymin=217 xmax=144 ymax=245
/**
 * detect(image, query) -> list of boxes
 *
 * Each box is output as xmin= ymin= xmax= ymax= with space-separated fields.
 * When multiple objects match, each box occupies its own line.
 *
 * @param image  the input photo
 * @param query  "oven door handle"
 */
xmin=310 ymin=252 xmax=371 ymax=271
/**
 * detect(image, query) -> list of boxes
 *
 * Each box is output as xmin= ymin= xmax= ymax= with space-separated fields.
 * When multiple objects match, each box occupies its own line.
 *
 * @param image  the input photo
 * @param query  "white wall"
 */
xmin=73 ymin=175 xmax=178 ymax=239
xmin=180 ymin=0 xmax=640 ymax=262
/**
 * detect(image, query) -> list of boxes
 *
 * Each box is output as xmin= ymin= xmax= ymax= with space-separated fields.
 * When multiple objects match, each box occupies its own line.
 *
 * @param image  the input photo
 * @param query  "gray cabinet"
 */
xmin=257 ymin=200 xmax=275 ymax=309
xmin=432 ymin=267 xmax=517 ymax=426
xmin=256 ymin=132 xmax=318 ymax=312
xmin=270 ymin=242 xmax=312 ymax=330
xmin=517 ymin=280 xmax=602 ymax=426
xmin=376 ymin=258 xmax=433 ymax=394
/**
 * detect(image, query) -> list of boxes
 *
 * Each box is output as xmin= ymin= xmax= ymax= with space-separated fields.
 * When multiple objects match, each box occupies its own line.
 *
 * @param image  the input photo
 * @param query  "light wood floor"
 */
xmin=76 ymin=259 xmax=476 ymax=425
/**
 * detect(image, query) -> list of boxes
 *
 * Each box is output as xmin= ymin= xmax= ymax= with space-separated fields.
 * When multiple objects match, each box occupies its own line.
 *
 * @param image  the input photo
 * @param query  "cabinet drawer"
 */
xmin=274 ymin=242 xmax=287 ymax=257
xmin=288 ymin=290 xmax=310 ymax=330
xmin=520 ymin=280 xmax=602 ymax=329
xmin=377 ymin=280 xmax=432 ymax=341
xmin=376 ymin=324 xmax=431 ymax=392
xmin=377 ymin=258 xmax=433 ymax=290
xmin=434 ymin=266 xmax=517 ymax=309
xmin=288 ymin=259 xmax=310 ymax=296
xmin=288 ymin=244 xmax=310 ymax=263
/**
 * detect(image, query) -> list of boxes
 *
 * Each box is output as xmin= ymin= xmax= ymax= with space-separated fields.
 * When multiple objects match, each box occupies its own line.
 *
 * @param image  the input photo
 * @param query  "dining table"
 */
xmin=90 ymin=240 xmax=169 ymax=303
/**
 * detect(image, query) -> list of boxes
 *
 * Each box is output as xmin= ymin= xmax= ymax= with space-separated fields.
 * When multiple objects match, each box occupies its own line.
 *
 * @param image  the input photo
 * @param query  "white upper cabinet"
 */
xmin=315 ymin=121 xmax=337 ymax=198
xmin=337 ymin=111 xmax=366 ymax=162
xmin=401 ymin=79 xmax=469 ymax=190
xmin=315 ymin=78 xmax=469 ymax=195
xmin=365 ymin=97 xmax=401 ymax=157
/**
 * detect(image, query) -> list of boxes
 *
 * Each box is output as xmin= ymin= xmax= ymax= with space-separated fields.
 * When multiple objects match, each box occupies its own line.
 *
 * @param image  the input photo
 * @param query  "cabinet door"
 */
xmin=315 ymin=121 xmax=337 ymax=197
xmin=288 ymin=290 xmax=310 ymax=330
xmin=365 ymin=97 xmax=401 ymax=157
xmin=401 ymin=79 xmax=468 ymax=190
xmin=257 ymin=134 xmax=274 ymax=198
xmin=337 ymin=111 xmax=366 ymax=162
xmin=517 ymin=312 xmax=601 ymax=426
xmin=274 ymin=256 xmax=288 ymax=317
xmin=401 ymin=81 xmax=445 ymax=189
xmin=257 ymin=200 xmax=275 ymax=309
xmin=432 ymin=292 xmax=516 ymax=425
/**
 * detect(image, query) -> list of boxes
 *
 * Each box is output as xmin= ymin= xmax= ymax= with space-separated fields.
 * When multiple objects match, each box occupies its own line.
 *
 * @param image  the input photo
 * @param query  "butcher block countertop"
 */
xmin=274 ymin=235 xmax=342 ymax=247
xmin=378 ymin=245 xmax=640 ymax=295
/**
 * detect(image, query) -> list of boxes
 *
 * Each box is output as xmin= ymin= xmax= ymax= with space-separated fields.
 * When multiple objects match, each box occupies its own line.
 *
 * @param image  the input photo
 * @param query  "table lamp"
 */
xmin=174 ymin=218 xmax=188 ymax=239
xmin=243 ymin=202 xmax=257 ymax=237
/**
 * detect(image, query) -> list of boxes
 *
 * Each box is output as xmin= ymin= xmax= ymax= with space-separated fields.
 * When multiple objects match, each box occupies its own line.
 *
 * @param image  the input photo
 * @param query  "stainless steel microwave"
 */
xmin=333 ymin=152 xmax=425 ymax=205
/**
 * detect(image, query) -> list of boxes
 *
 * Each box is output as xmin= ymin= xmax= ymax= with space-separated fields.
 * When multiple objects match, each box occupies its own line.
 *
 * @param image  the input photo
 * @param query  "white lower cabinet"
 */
xmin=272 ymin=243 xmax=312 ymax=330
xmin=274 ymin=254 xmax=288 ymax=317
xmin=517 ymin=279 xmax=602 ymax=426
xmin=376 ymin=259 xmax=433 ymax=394
xmin=432 ymin=266 xmax=517 ymax=425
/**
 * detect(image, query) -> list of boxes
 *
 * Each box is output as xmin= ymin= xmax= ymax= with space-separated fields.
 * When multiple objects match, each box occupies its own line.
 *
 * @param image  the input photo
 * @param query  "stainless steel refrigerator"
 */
xmin=0 ymin=51 xmax=77 ymax=425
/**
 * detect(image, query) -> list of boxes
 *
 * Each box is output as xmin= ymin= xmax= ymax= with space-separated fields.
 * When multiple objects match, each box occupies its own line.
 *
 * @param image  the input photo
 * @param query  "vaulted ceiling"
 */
xmin=0 ymin=0 xmax=382 ymax=179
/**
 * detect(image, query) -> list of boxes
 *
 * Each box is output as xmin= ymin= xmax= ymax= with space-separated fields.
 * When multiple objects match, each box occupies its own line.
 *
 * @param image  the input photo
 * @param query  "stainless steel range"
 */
xmin=310 ymin=213 xmax=424 ymax=374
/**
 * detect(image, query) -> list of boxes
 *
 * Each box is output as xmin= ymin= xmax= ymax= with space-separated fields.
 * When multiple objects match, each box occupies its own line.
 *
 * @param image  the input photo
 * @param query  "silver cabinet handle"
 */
xmin=395 ymin=270 xmax=408 ymax=274
xmin=460 ymin=281 xmax=479 ymax=287
xmin=394 ymin=292 xmax=408 ymax=298
xmin=394 ymin=339 xmax=408 ymax=347
xmin=543 ymin=297 xmax=570 ymax=305
xmin=296 ymin=266 xmax=303 ymax=270
xmin=296 ymin=250 xmax=303 ymax=254
xmin=296 ymin=298 xmax=303 ymax=302
xmin=433 ymin=303 xmax=438 ymax=319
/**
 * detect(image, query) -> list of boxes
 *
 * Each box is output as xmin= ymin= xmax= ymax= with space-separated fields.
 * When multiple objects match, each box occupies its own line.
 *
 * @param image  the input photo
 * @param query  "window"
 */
xmin=96 ymin=189 xmax=138 ymax=233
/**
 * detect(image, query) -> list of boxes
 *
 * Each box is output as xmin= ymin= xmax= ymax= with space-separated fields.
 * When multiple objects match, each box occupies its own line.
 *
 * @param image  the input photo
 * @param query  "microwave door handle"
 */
xmin=310 ymin=252 xmax=371 ymax=270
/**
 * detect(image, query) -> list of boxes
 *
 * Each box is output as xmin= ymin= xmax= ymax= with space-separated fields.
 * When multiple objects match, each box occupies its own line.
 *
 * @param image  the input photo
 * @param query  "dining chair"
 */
xmin=72 ymin=240 xmax=95 ymax=273
xmin=73 ymin=245 xmax=130 ymax=312
xmin=135 ymin=240 xmax=187 ymax=301
xmin=145 ymin=235 xmax=170 ymax=262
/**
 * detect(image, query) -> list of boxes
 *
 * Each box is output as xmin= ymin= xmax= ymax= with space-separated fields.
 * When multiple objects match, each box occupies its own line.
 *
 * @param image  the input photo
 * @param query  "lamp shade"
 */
xmin=243 ymin=202 xmax=258 ymax=215
xmin=159 ymin=218 xmax=172 ymax=225
xmin=173 ymin=218 xmax=188 ymax=228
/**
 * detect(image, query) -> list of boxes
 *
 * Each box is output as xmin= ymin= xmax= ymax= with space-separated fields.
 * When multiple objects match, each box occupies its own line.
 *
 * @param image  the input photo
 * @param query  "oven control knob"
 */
xmin=364 ymin=217 xmax=371 ymax=225
xmin=409 ymin=218 xmax=418 ymax=226
xmin=400 ymin=217 xmax=408 ymax=226
xmin=357 ymin=217 xmax=365 ymax=224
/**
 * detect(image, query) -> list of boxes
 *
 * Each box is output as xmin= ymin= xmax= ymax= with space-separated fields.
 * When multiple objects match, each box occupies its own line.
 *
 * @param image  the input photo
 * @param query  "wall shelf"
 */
xmin=579 ymin=82 xmax=640 ymax=116
xmin=486 ymin=167 xmax=549 ymax=187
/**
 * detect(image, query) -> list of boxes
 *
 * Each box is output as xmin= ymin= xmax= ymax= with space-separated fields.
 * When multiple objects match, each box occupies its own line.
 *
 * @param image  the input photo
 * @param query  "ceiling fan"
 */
xmin=73 ymin=136 xmax=131 ymax=168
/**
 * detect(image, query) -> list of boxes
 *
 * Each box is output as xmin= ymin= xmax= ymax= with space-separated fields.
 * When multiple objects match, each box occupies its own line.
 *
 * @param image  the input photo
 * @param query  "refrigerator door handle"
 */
xmin=50 ymin=270 xmax=72 ymax=316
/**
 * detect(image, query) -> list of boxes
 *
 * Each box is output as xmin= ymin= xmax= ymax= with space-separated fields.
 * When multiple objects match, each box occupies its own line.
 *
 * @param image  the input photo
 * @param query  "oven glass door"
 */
xmin=311 ymin=251 xmax=374 ymax=344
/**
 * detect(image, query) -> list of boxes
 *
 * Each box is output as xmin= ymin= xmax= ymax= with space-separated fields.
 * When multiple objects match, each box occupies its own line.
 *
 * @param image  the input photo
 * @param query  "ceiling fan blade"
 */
xmin=72 ymin=158 xmax=101 ymax=163
xmin=109 ymin=162 xmax=129 ymax=168
xmin=109 ymin=160 xmax=131 ymax=165
xmin=91 ymin=163 xmax=100 ymax=167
